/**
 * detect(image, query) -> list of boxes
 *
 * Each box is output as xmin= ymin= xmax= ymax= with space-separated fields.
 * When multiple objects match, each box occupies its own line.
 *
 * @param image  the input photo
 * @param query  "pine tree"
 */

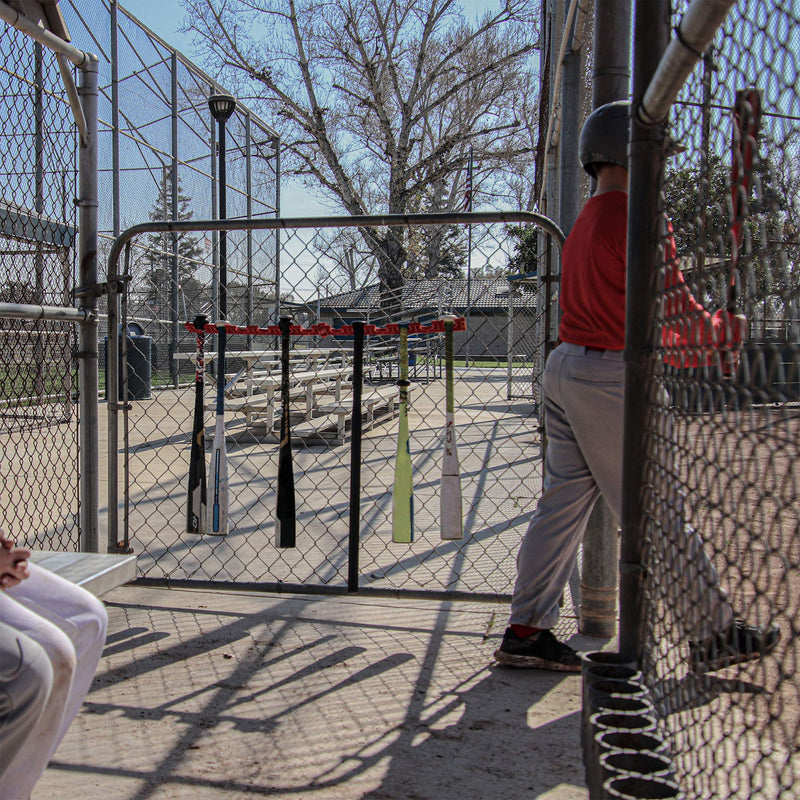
xmin=142 ymin=167 xmax=204 ymax=319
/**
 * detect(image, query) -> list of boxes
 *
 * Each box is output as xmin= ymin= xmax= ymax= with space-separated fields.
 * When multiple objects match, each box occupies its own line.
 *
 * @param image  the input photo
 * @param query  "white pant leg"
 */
xmin=0 ymin=564 xmax=107 ymax=800
xmin=510 ymin=344 xmax=625 ymax=630
xmin=0 ymin=621 xmax=53 ymax=781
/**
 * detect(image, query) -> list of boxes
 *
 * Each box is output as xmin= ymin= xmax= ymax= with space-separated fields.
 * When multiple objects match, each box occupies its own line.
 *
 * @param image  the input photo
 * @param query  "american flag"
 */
xmin=463 ymin=147 xmax=473 ymax=212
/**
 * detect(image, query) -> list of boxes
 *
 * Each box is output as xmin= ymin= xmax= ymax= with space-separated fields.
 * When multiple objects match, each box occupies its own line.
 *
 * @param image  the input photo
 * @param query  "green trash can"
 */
xmin=105 ymin=323 xmax=153 ymax=401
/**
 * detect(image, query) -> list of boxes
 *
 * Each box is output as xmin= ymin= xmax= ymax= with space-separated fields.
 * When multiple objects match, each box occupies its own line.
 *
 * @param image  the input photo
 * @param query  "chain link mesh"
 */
xmin=641 ymin=2 xmax=800 ymax=796
xmin=0 ymin=24 xmax=79 ymax=549
xmin=116 ymin=219 xmax=555 ymax=598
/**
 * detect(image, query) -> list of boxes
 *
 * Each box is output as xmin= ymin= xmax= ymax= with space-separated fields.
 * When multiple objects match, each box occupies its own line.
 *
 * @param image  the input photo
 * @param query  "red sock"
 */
xmin=511 ymin=624 xmax=541 ymax=639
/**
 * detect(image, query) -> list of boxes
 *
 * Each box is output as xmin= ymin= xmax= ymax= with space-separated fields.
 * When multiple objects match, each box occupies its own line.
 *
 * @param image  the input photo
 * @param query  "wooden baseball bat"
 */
xmin=207 ymin=320 xmax=228 ymax=535
xmin=186 ymin=314 xmax=208 ymax=534
xmin=392 ymin=322 xmax=414 ymax=543
xmin=275 ymin=314 xmax=296 ymax=548
xmin=440 ymin=314 xmax=463 ymax=540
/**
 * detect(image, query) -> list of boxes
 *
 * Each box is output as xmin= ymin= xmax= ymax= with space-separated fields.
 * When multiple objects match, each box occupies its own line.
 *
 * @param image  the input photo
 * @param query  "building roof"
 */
xmin=314 ymin=277 xmax=535 ymax=314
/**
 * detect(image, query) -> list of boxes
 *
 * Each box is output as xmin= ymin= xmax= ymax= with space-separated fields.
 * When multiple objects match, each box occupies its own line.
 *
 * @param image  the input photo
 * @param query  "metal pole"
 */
xmin=106 ymin=250 xmax=123 ymax=553
xmin=246 ymin=114 xmax=253 ymax=348
xmin=464 ymin=146 xmax=473 ymax=367
xmin=273 ymin=135 xmax=281 ymax=326
xmin=170 ymin=52 xmax=179 ymax=387
xmin=77 ymin=56 xmax=100 ymax=553
xmin=580 ymin=0 xmax=632 ymax=639
xmin=0 ymin=303 xmax=92 ymax=322
xmin=210 ymin=105 xmax=218 ymax=371
xmin=620 ymin=0 xmax=670 ymax=662
xmin=34 ymin=44 xmax=45 ymax=397
xmin=219 ymin=122 xmax=228 ymax=320
xmin=593 ymin=0 xmax=632 ymax=105
xmin=506 ymin=282 xmax=513 ymax=400
xmin=559 ymin=10 xmax=584 ymax=234
xmin=111 ymin=0 xmax=120 ymax=237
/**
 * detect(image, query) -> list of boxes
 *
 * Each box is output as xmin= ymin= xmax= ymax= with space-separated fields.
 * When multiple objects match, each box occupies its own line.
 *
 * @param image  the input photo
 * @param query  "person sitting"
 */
xmin=0 ymin=535 xmax=108 ymax=800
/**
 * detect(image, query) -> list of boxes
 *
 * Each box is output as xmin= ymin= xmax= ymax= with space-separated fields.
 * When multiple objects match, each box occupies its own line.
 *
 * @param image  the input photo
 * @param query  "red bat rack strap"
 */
xmin=183 ymin=317 xmax=467 ymax=337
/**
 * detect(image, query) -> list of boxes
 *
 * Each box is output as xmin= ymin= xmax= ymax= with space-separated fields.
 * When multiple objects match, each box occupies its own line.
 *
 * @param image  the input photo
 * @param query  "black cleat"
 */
xmin=493 ymin=628 xmax=581 ymax=672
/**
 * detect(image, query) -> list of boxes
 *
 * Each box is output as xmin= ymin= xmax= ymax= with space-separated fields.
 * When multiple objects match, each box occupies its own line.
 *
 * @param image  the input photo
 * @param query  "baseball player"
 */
xmin=494 ymin=101 xmax=779 ymax=672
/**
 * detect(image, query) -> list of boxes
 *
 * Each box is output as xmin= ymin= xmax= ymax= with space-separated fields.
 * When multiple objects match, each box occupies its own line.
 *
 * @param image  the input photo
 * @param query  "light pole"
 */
xmin=207 ymin=93 xmax=236 ymax=535
xmin=208 ymin=93 xmax=237 ymax=324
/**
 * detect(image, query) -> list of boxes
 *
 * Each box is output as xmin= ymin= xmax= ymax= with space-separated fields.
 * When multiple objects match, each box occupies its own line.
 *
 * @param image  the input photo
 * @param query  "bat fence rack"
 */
xmin=105 ymin=210 xmax=566 ymax=600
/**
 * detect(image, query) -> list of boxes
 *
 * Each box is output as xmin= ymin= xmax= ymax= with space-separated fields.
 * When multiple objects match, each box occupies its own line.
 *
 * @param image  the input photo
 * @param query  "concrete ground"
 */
xmin=33 ymin=584 xmax=611 ymax=800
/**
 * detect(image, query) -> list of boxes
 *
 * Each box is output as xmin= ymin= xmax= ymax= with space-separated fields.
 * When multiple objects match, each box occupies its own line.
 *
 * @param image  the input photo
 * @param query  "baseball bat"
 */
xmin=207 ymin=319 xmax=228 ymax=535
xmin=727 ymin=87 xmax=762 ymax=313
xmin=186 ymin=314 xmax=208 ymax=534
xmin=392 ymin=322 xmax=414 ymax=543
xmin=440 ymin=314 xmax=463 ymax=540
xmin=347 ymin=320 xmax=365 ymax=590
xmin=275 ymin=314 xmax=296 ymax=548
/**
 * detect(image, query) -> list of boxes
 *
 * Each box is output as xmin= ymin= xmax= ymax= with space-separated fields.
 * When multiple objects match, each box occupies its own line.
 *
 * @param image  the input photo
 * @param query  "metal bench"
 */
xmin=316 ymin=384 xmax=413 ymax=444
xmin=30 ymin=550 xmax=137 ymax=597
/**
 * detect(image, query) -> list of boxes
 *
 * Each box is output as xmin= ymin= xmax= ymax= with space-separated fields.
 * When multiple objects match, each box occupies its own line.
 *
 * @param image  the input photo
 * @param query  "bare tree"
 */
xmin=183 ymin=0 xmax=538 ymax=316
xmin=312 ymin=227 xmax=377 ymax=292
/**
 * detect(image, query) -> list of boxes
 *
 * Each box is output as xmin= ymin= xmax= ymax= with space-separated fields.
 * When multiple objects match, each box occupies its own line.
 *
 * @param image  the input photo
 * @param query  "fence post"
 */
xmin=170 ymin=51 xmax=179 ymax=388
xmin=580 ymin=0 xmax=632 ymax=639
xmin=620 ymin=0 xmax=670 ymax=662
xmin=78 ymin=55 xmax=100 ymax=553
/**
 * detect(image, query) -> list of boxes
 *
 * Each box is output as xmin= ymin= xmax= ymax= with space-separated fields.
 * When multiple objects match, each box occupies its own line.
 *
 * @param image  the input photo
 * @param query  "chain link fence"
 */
xmin=0 ymin=22 xmax=80 ymax=549
xmin=108 ymin=213 xmax=561 ymax=597
xmin=634 ymin=1 xmax=800 ymax=797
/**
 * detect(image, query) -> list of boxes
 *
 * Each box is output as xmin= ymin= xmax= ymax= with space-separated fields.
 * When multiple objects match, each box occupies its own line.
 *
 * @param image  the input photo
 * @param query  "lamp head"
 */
xmin=208 ymin=94 xmax=237 ymax=124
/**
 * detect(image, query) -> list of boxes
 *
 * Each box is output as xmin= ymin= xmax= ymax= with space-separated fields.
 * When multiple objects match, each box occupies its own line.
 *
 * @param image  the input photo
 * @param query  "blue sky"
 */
xmin=122 ymin=0 xmax=501 ymax=59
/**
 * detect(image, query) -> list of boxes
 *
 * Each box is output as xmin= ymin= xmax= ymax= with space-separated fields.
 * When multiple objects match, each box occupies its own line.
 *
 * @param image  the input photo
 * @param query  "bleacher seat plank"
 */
xmin=30 ymin=551 xmax=137 ymax=597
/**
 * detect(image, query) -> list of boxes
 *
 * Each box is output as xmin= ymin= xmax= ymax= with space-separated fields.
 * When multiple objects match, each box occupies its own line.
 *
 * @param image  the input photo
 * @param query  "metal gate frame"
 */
xmin=105 ymin=210 xmax=565 ymax=597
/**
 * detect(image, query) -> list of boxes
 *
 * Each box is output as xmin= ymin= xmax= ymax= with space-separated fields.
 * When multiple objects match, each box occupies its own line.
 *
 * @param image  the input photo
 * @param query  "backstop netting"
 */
xmin=640 ymin=1 xmax=800 ymax=797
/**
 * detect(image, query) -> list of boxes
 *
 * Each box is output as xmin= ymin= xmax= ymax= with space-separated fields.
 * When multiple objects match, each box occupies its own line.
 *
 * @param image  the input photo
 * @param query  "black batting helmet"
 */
xmin=579 ymin=100 xmax=631 ymax=178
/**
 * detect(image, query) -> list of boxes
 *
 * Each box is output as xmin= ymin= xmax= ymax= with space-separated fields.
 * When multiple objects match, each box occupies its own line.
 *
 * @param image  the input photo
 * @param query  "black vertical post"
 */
xmin=620 ymin=0 xmax=671 ymax=662
xmin=170 ymin=52 xmax=179 ymax=387
xmin=348 ymin=320 xmax=365 ymax=592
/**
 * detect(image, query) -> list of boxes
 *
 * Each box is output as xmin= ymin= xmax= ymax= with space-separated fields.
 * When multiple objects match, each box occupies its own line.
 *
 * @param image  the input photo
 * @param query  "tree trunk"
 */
xmin=378 ymin=231 xmax=405 ymax=320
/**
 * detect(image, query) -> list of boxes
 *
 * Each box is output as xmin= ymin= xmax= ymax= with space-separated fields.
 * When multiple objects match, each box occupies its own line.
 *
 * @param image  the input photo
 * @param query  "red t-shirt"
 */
xmin=559 ymin=191 xmax=628 ymax=350
xmin=558 ymin=191 xmax=742 ymax=365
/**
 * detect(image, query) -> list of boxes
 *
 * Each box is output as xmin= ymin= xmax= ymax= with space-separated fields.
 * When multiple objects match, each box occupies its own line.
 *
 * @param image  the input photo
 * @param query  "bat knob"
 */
xmin=397 ymin=379 xmax=411 ymax=388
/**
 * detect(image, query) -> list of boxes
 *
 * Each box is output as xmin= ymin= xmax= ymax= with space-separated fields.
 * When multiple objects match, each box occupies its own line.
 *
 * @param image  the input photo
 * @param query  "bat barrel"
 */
xmin=392 ymin=322 xmax=414 ymax=543
xmin=186 ymin=313 xmax=208 ymax=534
xmin=276 ymin=314 xmax=297 ymax=548
xmin=348 ymin=320 xmax=365 ymax=591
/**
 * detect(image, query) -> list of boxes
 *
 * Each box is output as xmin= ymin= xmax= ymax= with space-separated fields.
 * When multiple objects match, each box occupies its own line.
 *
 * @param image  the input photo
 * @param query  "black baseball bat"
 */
xmin=347 ymin=320 xmax=365 ymax=590
xmin=275 ymin=314 xmax=296 ymax=547
xmin=186 ymin=314 xmax=208 ymax=533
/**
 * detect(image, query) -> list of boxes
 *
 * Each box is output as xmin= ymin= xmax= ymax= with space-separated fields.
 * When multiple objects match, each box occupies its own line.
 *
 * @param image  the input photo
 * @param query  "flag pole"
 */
xmin=464 ymin=146 xmax=473 ymax=368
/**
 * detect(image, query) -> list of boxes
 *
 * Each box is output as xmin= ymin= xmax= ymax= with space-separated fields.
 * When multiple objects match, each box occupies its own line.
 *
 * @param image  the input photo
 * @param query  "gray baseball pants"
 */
xmin=510 ymin=342 xmax=734 ymax=638
xmin=0 ymin=620 xmax=53 ymax=779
